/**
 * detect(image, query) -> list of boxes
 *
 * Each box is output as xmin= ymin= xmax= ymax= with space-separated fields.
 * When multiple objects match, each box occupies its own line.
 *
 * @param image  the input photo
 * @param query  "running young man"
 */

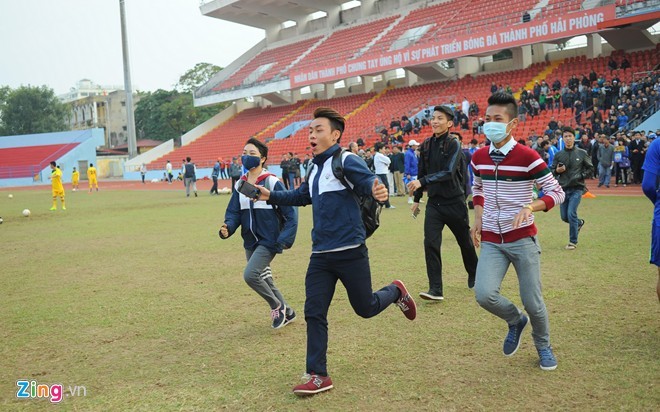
xmin=49 ymin=161 xmax=66 ymax=210
xmin=407 ymin=105 xmax=478 ymax=300
xmin=470 ymin=93 xmax=565 ymax=371
xmin=220 ymin=138 xmax=298 ymax=328
xmin=257 ymin=107 xmax=417 ymax=396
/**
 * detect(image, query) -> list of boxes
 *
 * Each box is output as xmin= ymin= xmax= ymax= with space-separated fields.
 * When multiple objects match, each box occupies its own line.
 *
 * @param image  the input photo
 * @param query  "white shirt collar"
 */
xmin=488 ymin=137 xmax=517 ymax=155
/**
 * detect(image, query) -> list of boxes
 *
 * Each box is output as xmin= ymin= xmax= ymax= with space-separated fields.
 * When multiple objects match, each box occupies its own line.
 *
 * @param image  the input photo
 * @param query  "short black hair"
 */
xmin=433 ymin=105 xmax=454 ymax=121
xmin=246 ymin=137 xmax=268 ymax=160
xmin=186 ymin=157 xmax=191 ymax=162
xmin=314 ymin=107 xmax=345 ymax=143
xmin=562 ymin=126 xmax=576 ymax=136
xmin=487 ymin=92 xmax=518 ymax=120
xmin=374 ymin=142 xmax=385 ymax=152
xmin=50 ymin=161 xmax=56 ymax=167
xmin=90 ymin=163 xmax=93 ymax=167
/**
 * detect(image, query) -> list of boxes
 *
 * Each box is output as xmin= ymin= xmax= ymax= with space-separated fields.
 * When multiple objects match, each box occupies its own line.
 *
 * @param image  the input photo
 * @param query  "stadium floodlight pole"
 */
xmin=119 ymin=0 xmax=137 ymax=159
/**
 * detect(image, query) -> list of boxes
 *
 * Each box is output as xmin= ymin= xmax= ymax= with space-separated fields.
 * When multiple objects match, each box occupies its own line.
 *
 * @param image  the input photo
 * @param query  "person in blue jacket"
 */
xmin=220 ymin=137 xmax=298 ymax=329
xmin=404 ymin=139 xmax=419 ymax=204
xmin=641 ymin=137 xmax=660 ymax=301
xmin=257 ymin=107 xmax=417 ymax=397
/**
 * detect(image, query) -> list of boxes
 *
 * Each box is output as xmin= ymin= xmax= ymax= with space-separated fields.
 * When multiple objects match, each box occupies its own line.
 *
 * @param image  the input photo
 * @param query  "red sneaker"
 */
xmin=292 ymin=373 xmax=333 ymax=396
xmin=393 ymin=280 xmax=417 ymax=320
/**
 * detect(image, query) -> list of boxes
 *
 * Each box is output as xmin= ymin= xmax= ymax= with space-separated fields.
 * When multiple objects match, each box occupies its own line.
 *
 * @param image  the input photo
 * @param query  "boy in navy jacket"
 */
xmin=220 ymin=138 xmax=298 ymax=329
xmin=257 ymin=107 xmax=417 ymax=396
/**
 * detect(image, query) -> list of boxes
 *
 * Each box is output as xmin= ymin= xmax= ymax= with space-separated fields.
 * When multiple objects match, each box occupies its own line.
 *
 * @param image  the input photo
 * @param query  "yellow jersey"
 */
xmin=87 ymin=167 xmax=97 ymax=180
xmin=72 ymin=170 xmax=80 ymax=181
xmin=51 ymin=168 xmax=64 ymax=192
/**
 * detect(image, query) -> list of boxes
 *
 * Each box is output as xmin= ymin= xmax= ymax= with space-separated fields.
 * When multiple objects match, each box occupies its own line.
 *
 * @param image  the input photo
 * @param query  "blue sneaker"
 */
xmin=537 ymin=346 xmax=558 ymax=371
xmin=503 ymin=314 xmax=528 ymax=356
xmin=271 ymin=304 xmax=287 ymax=329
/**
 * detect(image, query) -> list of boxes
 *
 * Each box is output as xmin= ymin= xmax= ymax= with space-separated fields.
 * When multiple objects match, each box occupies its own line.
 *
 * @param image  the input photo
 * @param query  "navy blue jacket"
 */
xmin=224 ymin=173 xmax=298 ymax=253
xmin=268 ymin=144 xmax=377 ymax=252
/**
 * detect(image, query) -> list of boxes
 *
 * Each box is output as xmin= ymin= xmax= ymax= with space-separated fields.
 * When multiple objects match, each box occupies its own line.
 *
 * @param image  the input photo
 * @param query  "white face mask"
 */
xmin=483 ymin=120 xmax=514 ymax=144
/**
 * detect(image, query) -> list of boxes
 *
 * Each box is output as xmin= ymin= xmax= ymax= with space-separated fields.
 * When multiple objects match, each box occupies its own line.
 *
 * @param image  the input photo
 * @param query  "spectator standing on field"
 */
xmin=391 ymin=145 xmax=406 ymax=198
xmin=183 ymin=157 xmax=198 ymax=197
xmin=229 ymin=157 xmax=242 ymax=193
xmin=597 ymin=137 xmax=615 ymax=188
xmin=140 ymin=163 xmax=147 ymax=184
xmin=211 ymin=158 xmax=220 ymax=195
xmin=166 ymin=160 xmax=173 ymax=183
xmin=405 ymin=140 xmax=420 ymax=204
xmin=374 ymin=142 xmax=394 ymax=208
xmin=470 ymin=92 xmax=565 ymax=371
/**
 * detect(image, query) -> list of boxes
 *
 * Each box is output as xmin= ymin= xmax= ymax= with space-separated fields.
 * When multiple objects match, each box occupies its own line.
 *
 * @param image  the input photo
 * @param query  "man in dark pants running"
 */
xmin=258 ymin=107 xmax=417 ymax=396
xmin=407 ymin=105 xmax=478 ymax=301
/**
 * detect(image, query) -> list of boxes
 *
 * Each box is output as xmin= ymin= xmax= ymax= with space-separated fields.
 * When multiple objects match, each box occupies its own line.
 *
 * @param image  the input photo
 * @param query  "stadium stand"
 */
xmin=149 ymin=100 xmax=311 ymax=169
xmin=0 ymin=144 xmax=79 ymax=178
xmin=214 ymin=36 xmax=323 ymax=91
xmin=135 ymin=0 xmax=658 ymax=178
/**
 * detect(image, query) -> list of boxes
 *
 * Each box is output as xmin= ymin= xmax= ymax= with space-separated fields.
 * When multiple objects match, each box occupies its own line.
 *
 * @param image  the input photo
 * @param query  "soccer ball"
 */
xmin=8 ymin=194 xmax=13 ymax=199
xmin=22 ymin=209 xmax=30 ymax=217
xmin=151 ymin=178 xmax=159 ymax=183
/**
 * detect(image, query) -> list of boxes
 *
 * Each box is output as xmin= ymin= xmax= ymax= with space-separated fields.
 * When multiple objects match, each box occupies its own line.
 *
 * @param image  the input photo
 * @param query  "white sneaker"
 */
xmin=387 ymin=205 xmax=396 ymax=209
xmin=407 ymin=198 xmax=413 ymax=204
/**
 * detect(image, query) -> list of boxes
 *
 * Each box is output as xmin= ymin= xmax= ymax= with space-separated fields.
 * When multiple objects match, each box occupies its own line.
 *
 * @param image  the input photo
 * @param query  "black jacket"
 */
xmin=551 ymin=146 xmax=594 ymax=190
xmin=414 ymin=131 xmax=466 ymax=204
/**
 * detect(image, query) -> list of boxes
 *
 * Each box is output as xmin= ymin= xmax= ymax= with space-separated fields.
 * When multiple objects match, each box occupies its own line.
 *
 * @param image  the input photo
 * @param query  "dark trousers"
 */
xmin=282 ymin=174 xmax=290 ymax=190
xmin=424 ymin=198 xmax=478 ymax=294
xmin=220 ymin=168 xmax=228 ymax=179
xmin=288 ymin=172 xmax=296 ymax=189
xmin=376 ymin=174 xmax=391 ymax=207
xmin=305 ymin=245 xmax=399 ymax=376
xmin=210 ymin=176 xmax=218 ymax=194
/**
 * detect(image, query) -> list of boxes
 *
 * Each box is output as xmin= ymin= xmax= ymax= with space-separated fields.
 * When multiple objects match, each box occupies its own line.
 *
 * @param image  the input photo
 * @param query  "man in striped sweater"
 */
xmin=470 ymin=93 xmax=565 ymax=371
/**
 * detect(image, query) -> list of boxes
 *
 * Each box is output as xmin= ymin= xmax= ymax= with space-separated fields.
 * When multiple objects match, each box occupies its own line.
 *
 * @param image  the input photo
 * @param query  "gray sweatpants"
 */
xmin=474 ymin=237 xmax=550 ymax=349
xmin=184 ymin=177 xmax=197 ymax=196
xmin=244 ymin=245 xmax=291 ymax=312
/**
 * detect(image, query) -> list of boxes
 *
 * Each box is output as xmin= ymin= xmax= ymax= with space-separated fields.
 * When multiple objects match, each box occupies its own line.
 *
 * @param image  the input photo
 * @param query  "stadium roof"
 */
xmin=200 ymin=0 xmax=346 ymax=29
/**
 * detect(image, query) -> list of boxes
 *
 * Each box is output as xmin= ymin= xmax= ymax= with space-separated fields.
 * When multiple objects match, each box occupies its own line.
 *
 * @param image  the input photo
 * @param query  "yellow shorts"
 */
xmin=52 ymin=190 xmax=64 ymax=197
xmin=72 ymin=179 xmax=79 ymax=185
xmin=89 ymin=179 xmax=98 ymax=187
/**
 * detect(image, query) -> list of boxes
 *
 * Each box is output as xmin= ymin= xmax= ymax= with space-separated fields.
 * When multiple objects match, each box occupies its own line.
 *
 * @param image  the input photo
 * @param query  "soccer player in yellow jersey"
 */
xmin=72 ymin=167 xmax=80 ymax=191
xmin=87 ymin=163 xmax=98 ymax=192
xmin=49 ymin=161 xmax=65 ymax=210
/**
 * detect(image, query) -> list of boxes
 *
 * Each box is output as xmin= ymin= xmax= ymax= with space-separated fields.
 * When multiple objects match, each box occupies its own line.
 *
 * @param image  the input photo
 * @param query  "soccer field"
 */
xmin=0 ymin=186 xmax=658 ymax=411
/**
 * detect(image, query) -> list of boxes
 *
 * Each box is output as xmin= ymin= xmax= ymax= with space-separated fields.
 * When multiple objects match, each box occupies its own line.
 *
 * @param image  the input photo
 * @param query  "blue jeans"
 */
xmin=598 ymin=164 xmax=611 ymax=187
xmin=560 ymin=188 xmax=583 ymax=245
xmin=474 ymin=237 xmax=551 ymax=349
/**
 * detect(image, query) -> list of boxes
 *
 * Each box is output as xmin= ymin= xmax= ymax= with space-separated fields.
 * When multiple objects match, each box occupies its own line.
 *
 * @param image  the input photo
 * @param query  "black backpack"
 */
xmin=330 ymin=149 xmax=383 ymax=238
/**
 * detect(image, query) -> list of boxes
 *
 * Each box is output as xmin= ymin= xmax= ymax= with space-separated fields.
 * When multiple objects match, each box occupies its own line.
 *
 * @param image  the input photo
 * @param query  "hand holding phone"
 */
xmin=237 ymin=180 xmax=261 ymax=200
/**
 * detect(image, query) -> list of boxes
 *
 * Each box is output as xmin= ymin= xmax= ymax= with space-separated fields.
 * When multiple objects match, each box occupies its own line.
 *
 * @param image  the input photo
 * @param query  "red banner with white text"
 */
xmin=289 ymin=5 xmax=616 ymax=88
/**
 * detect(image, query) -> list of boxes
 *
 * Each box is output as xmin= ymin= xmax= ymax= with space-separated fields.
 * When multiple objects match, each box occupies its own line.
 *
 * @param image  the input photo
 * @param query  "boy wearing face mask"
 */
xmin=407 ymin=105 xmax=478 ymax=301
xmin=470 ymin=93 xmax=565 ymax=371
xmin=220 ymin=138 xmax=299 ymax=329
